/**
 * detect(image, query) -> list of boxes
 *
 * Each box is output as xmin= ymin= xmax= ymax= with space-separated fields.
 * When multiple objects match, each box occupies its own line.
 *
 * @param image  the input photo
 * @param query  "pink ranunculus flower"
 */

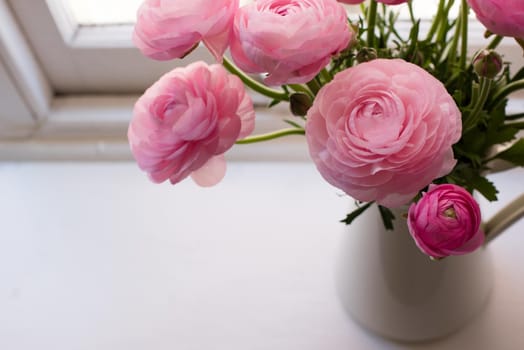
xmin=467 ymin=0 xmax=524 ymax=39
xmin=337 ymin=0 xmax=408 ymax=4
xmin=133 ymin=0 xmax=239 ymax=61
xmin=128 ymin=61 xmax=255 ymax=187
xmin=305 ymin=59 xmax=462 ymax=207
xmin=407 ymin=184 xmax=485 ymax=259
xmin=230 ymin=0 xmax=351 ymax=86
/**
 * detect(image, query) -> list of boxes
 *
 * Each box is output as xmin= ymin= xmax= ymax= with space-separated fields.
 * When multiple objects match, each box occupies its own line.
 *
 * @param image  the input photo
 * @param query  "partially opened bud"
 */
xmin=473 ymin=49 xmax=503 ymax=79
xmin=407 ymin=184 xmax=485 ymax=259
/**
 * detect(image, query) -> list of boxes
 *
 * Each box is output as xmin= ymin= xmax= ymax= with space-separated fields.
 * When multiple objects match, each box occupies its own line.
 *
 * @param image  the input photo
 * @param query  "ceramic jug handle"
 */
xmin=483 ymin=193 xmax=524 ymax=244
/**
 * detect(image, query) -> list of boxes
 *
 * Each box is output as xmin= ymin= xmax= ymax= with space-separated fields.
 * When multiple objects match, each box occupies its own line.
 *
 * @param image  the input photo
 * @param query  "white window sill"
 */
xmin=0 ymin=161 xmax=522 ymax=349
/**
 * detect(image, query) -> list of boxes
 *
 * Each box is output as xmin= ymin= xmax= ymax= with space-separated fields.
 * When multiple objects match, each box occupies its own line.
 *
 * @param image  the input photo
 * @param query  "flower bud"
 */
xmin=290 ymin=92 xmax=313 ymax=117
xmin=407 ymin=184 xmax=484 ymax=259
xmin=472 ymin=49 xmax=503 ymax=79
xmin=356 ymin=48 xmax=378 ymax=63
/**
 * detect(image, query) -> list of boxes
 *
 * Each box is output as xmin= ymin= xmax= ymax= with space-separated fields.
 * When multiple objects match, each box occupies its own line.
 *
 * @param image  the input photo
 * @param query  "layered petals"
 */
xmin=305 ymin=59 xmax=462 ymax=207
xmin=133 ymin=0 xmax=239 ymax=61
xmin=230 ymin=0 xmax=352 ymax=85
xmin=128 ymin=61 xmax=255 ymax=186
xmin=407 ymin=184 xmax=485 ymax=258
xmin=467 ymin=0 xmax=524 ymax=39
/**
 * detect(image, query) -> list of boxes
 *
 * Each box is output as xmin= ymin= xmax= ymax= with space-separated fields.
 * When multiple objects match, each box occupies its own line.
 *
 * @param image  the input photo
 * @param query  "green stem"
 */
xmin=489 ymin=79 xmax=524 ymax=108
xmin=408 ymin=1 xmax=416 ymax=25
xmin=288 ymin=84 xmax=314 ymax=99
xmin=367 ymin=0 xmax=378 ymax=48
xmin=222 ymin=57 xmax=289 ymax=101
xmin=447 ymin=7 xmax=461 ymax=67
xmin=459 ymin=0 xmax=468 ymax=70
xmin=306 ymin=79 xmax=321 ymax=95
xmin=436 ymin=0 xmax=455 ymax=44
xmin=464 ymin=77 xmax=492 ymax=132
xmin=486 ymin=35 xmax=504 ymax=50
xmin=320 ymin=68 xmax=333 ymax=84
xmin=235 ymin=128 xmax=305 ymax=144
xmin=425 ymin=0 xmax=445 ymax=41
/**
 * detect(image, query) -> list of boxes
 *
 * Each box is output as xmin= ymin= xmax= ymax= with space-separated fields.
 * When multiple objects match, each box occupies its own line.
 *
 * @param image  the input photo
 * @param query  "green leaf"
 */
xmin=378 ymin=205 xmax=396 ymax=231
xmin=486 ymin=126 xmax=518 ymax=145
xmin=506 ymin=113 xmax=524 ymax=121
xmin=470 ymin=174 xmax=499 ymax=201
xmin=486 ymin=98 xmax=507 ymax=127
xmin=511 ymin=66 xmax=524 ymax=82
xmin=283 ymin=119 xmax=303 ymax=128
xmin=340 ymin=202 xmax=373 ymax=225
xmin=491 ymin=138 xmax=524 ymax=166
xmin=506 ymin=122 xmax=524 ymax=130
xmin=268 ymin=99 xmax=281 ymax=108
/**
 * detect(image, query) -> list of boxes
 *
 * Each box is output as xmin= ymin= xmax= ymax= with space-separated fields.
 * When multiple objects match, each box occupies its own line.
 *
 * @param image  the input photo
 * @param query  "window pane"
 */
xmin=61 ymin=0 xmax=142 ymax=25
xmin=62 ymin=0 xmax=459 ymax=26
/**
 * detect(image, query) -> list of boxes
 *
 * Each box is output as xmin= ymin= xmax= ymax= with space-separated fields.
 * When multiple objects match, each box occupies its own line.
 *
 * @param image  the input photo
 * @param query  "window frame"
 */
xmin=0 ymin=0 xmax=522 ymax=160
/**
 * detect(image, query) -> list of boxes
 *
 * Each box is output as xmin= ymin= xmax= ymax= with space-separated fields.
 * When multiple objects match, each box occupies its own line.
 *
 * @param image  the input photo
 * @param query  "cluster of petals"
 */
xmin=407 ymin=184 xmax=485 ymax=258
xmin=230 ymin=0 xmax=352 ymax=86
xmin=467 ymin=0 xmax=524 ymax=39
xmin=128 ymin=61 xmax=255 ymax=187
xmin=132 ymin=0 xmax=238 ymax=61
xmin=305 ymin=59 xmax=462 ymax=207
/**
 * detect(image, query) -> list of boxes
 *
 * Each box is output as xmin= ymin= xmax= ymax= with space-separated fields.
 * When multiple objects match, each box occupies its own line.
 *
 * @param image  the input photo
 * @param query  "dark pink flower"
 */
xmin=408 ymin=184 xmax=485 ymax=259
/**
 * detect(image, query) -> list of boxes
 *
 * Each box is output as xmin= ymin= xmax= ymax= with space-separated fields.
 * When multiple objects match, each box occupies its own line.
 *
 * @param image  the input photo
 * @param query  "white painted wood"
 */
xmin=0 ymin=137 xmax=309 ymax=162
xmin=7 ymin=0 xmax=524 ymax=94
xmin=0 ymin=62 xmax=38 ymax=139
xmin=0 ymin=0 xmax=51 ymax=121
xmin=45 ymin=0 xmax=78 ymax=44
xmin=7 ymin=0 xmax=212 ymax=93
xmin=0 ymin=94 xmax=522 ymax=161
xmin=0 ymin=95 xmax=308 ymax=161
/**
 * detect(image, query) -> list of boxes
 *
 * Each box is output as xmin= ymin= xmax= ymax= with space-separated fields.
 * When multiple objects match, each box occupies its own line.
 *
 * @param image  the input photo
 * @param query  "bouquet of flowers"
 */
xmin=128 ymin=0 xmax=524 ymax=260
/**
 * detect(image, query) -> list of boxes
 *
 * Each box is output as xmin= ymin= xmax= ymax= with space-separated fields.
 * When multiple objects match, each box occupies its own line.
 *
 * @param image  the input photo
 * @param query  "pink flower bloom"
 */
xmin=408 ymin=184 xmax=485 ymax=259
xmin=305 ymin=59 xmax=462 ymax=207
xmin=467 ymin=0 xmax=524 ymax=39
xmin=133 ymin=0 xmax=239 ymax=61
xmin=337 ymin=0 xmax=408 ymax=4
xmin=128 ymin=61 xmax=255 ymax=187
xmin=230 ymin=0 xmax=351 ymax=86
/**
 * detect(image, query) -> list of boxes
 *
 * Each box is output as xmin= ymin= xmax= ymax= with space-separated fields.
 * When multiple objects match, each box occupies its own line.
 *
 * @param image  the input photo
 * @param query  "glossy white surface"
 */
xmin=0 ymin=162 xmax=523 ymax=349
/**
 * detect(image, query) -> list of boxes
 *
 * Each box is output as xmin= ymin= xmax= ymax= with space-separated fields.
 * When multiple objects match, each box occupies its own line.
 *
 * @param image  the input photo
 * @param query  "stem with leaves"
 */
xmin=236 ymin=128 xmax=305 ymax=144
xmin=489 ymin=79 xmax=524 ymax=109
xmin=464 ymin=77 xmax=492 ymax=132
xmin=222 ymin=57 xmax=289 ymax=102
xmin=425 ymin=0 xmax=445 ymax=42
